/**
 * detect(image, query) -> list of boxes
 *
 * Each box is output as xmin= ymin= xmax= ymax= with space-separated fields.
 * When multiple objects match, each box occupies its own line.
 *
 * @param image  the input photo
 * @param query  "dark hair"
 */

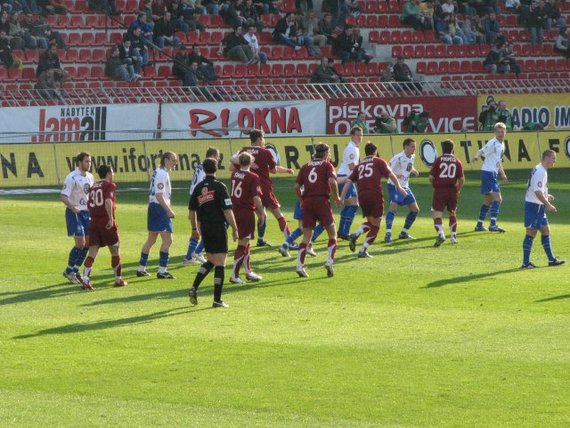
xmin=205 ymin=147 xmax=219 ymax=158
xmin=203 ymin=158 xmax=217 ymax=174
xmin=403 ymin=138 xmax=416 ymax=148
xmin=419 ymin=111 xmax=430 ymax=118
xmin=98 ymin=164 xmax=112 ymax=179
xmin=238 ymin=152 xmax=253 ymax=167
xmin=76 ymin=152 xmax=91 ymax=165
xmin=350 ymin=126 xmax=362 ymax=136
xmin=314 ymin=143 xmax=329 ymax=159
xmin=249 ymin=128 xmax=263 ymax=144
xmin=441 ymin=140 xmax=454 ymax=155
xmin=364 ymin=142 xmax=377 ymax=156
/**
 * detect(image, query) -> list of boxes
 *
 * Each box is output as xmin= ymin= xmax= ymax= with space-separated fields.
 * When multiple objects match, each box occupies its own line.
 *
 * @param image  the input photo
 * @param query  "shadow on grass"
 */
xmin=0 ymin=283 xmax=83 ymax=306
xmin=535 ymin=294 xmax=570 ymax=303
xmin=13 ymin=306 xmax=202 ymax=339
xmin=422 ymin=268 xmax=522 ymax=288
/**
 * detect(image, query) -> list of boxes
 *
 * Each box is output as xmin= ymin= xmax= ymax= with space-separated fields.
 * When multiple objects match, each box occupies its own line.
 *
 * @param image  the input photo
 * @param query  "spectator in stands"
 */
xmin=142 ymin=0 xmax=158 ymax=23
xmin=219 ymin=25 xmax=255 ymax=63
xmin=544 ymin=0 xmax=565 ymax=30
xmin=18 ymin=0 xmax=42 ymax=14
xmin=105 ymin=45 xmax=139 ymax=82
xmin=36 ymin=45 xmax=61 ymax=76
xmin=322 ymin=0 xmax=349 ymax=28
xmin=119 ymin=38 xmax=145 ymax=73
xmin=478 ymin=97 xmax=496 ymax=130
xmin=315 ymin=12 xmax=336 ymax=45
xmin=500 ymin=40 xmax=521 ymax=76
xmin=350 ymin=27 xmax=372 ymax=63
xmin=374 ymin=111 xmax=397 ymax=134
xmin=483 ymin=41 xmax=509 ymax=74
xmin=202 ymin=0 xmax=221 ymax=15
xmin=310 ymin=56 xmax=344 ymax=84
xmin=126 ymin=27 xmax=150 ymax=67
xmin=90 ymin=0 xmax=119 ymax=16
xmin=240 ymin=0 xmax=264 ymax=32
xmin=299 ymin=9 xmax=327 ymax=48
xmin=273 ymin=11 xmax=315 ymax=52
xmin=418 ymin=0 xmax=434 ymax=30
xmin=150 ymin=0 xmax=168 ymax=18
xmin=458 ymin=16 xmax=482 ymax=44
xmin=525 ymin=0 xmax=546 ymax=45
xmin=404 ymin=110 xmax=430 ymax=133
xmin=6 ymin=11 xmax=26 ymax=49
xmin=441 ymin=0 xmax=456 ymax=15
xmin=173 ymin=44 xmax=191 ymax=81
xmin=0 ymin=11 xmax=10 ymax=36
xmin=35 ymin=68 xmax=66 ymax=101
xmin=401 ymin=0 xmax=430 ymax=31
xmin=350 ymin=112 xmax=368 ymax=134
xmin=554 ymin=26 xmax=569 ymax=58
xmin=225 ymin=0 xmax=248 ymax=28
xmin=167 ymin=0 xmax=190 ymax=33
xmin=129 ymin=12 xmax=154 ymax=45
xmin=483 ymin=100 xmax=513 ymax=130
xmin=393 ymin=56 xmax=422 ymax=93
xmin=482 ymin=12 xmax=500 ymax=44
xmin=179 ymin=0 xmax=205 ymax=32
xmin=43 ymin=25 xmax=66 ymax=49
xmin=243 ymin=25 xmax=267 ymax=64
xmin=188 ymin=45 xmax=219 ymax=80
xmin=435 ymin=13 xmax=464 ymax=44
xmin=380 ymin=62 xmax=394 ymax=81
xmin=154 ymin=11 xmax=181 ymax=48
xmin=38 ymin=0 xmax=69 ymax=14
xmin=333 ymin=25 xmax=371 ymax=63
xmin=0 ymin=31 xmax=16 ymax=67
xmin=295 ymin=0 xmax=313 ymax=11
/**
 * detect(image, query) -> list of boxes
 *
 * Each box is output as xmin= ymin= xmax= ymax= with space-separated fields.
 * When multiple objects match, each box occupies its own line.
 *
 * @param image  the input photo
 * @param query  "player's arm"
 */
xmin=534 ymin=190 xmax=556 ymax=212
xmin=271 ymin=165 xmax=294 ymax=175
xmin=61 ymin=194 xmax=80 ymax=214
xmin=156 ymin=193 xmax=175 ymax=218
xmin=104 ymin=198 xmax=114 ymax=229
xmin=253 ymin=195 xmax=265 ymax=226
xmin=456 ymin=176 xmax=465 ymax=193
xmin=388 ymin=170 xmax=408 ymax=196
xmin=339 ymin=178 xmax=353 ymax=201
xmin=347 ymin=161 xmax=356 ymax=171
xmin=188 ymin=209 xmax=200 ymax=238
xmin=223 ymin=208 xmax=239 ymax=241
xmin=498 ymin=161 xmax=508 ymax=182
xmin=411 ymin=166 xmax=419 ymax=177
xmin=294 ymin=182 xmax=303 ymax=202
xmin=472 ymin=142 xmax=489 ymax=162
xmin=329 ymin=176 xmax=342 ymax=207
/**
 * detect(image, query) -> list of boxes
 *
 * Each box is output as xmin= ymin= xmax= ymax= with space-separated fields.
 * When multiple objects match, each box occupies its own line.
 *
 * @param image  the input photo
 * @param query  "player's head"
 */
xmin=205 ymin=147 xmax=220 ymax=161
xmin=238 ymin=151 xmax=253 ymax=168
xmin=76 ymin=152 xmax=92 ymax=172
xmin=402 ymin=138 xmax=416 ymax=154
xmin=160 ymin=151 xmax=178 ymax=169
xmin=494 ymin=122 xmax=506 ymax=140
xmin=542 ymin=149 xmax=556 ymax=168
xmin=314 ymin=143 xmax=330 ymax=160
xmin=441 ymin=140 xmax=454 ymax=155
xmin=203 ymin=158 xmax=218 ymax=175
xmin=364 ymin=142 xmax=377 ymax=157
xmin=98 ymin=164 xmax=114 ymax=180
xmin=350 ymin=126 xmax=363 ymax=144
xmin=249 ymin=129 xmax=265 ymax=146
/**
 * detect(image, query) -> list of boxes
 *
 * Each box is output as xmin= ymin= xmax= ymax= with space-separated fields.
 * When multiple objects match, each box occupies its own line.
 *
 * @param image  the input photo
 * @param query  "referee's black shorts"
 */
xmin=201 ymin=223 xmax=228 ymax=254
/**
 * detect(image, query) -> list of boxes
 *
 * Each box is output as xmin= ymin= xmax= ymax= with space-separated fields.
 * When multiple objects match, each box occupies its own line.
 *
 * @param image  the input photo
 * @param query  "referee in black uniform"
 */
xmin=188 ymin=158 xmax=238 ymax=308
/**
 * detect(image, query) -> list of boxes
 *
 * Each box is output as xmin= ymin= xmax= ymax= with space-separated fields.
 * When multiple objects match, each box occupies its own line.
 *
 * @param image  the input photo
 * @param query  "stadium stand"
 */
xmin=1 ymin=0 xmax=569 ymax=106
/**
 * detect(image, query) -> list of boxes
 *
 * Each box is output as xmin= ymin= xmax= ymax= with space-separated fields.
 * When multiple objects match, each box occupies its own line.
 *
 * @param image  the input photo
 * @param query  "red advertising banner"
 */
xmin=326 ymin=96 xmax=478 ymax=135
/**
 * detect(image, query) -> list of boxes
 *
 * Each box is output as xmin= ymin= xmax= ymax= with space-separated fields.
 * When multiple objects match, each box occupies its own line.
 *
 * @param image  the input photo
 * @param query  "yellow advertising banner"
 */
xmin=477 ymin=93 xmax=570 ymax=130
xmin=1 ymin=132 xmax=569 ymax=188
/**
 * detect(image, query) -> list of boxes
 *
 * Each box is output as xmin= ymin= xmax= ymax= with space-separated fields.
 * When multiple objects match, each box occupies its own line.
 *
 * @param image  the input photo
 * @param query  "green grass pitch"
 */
xmin=1 ymin=169 xmax=569 ymax=427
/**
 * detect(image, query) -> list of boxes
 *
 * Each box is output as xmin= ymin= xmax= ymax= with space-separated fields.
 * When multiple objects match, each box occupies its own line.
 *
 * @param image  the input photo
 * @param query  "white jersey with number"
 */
xmin=337 ymin=140 xmax=359 ymax=176
xmin=61 ymin=168 xmax=94 ymax=211
xmin=189 ymin=163 xmax=206 ymax=195
xmin=388 ymin=151 xmax=415 ymax=188
xmin=525 ymin=163 xmax=548 ymax=204
xmin=149 ymin=167 xmax=171 ymax=205
xmin=478 ymin=137 xmax=505 ymax=173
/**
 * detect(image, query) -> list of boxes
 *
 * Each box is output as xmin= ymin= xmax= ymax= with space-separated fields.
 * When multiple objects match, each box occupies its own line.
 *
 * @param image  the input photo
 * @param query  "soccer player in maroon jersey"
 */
xmin=230 ymin=152 xmax=266 ymax=284
xmin=294 ymin=143 xmax=342 ymax=278
xmin=429 ymin=139 xmax=465 ymax=247
xmin=80 ymin=165 xmax=127 ymax=290
xmin=242 ymin=129 xmax=295 ymax=247
xmin=342 ymin=143 xmax=407 ymax=258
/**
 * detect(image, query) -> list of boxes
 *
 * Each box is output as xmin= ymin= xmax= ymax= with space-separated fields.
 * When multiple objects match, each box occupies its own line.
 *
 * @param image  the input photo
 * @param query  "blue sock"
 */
xmin=523 ymin=235 xmax=534 ymax=265
xmin=139 ymin=252 xmax=149 ymax=267
xmin=286 ymin=227 xmax=303 ymax=245
xmin=477 ymin=204 xmax=490 ymax=224
xmin=73 ymin=247 xmax=89 ymax=273
xmin=312 ymin=224 xmax=325 ymax=242
xmin=339 ymin=205 xmax=357 ymax=236
xmin=258 ymin=219 xmax=267 ymax=240
xmin=403 ymin=211 xmax=418 ymax=231
xmin=385 ymin=211 xmax=395 ymax=233
xmin=195 ymin=240 xmax=205 ymax=254
xmin=159 ymin=251 xmax=169 ymax=268
xmin=541 ymin=235 xmax=555 ymax=261
xmin=490 ymin=201 xmax=500 ymax=227
xmin=186 ymin=237 xmax=199 ymax=259
xmin=65 ymin=247 xmax=81 ymax=274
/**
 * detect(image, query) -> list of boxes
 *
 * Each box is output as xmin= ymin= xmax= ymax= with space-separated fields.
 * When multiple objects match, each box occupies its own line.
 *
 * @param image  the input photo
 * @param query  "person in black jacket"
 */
xmin=272 ymin=12 xmax=314 ymax=51
xmin=188 ymin=158 xmax=239 ymax=309
xmin=218 ymin=25 xmax=254 ymax=63
xmin=188 ymin=45 xmax=218 ymax=81
xmin=153 ymin=12 xmax=181 ymax=49
xmin=36 ymin=46 xmax=62 ymax=77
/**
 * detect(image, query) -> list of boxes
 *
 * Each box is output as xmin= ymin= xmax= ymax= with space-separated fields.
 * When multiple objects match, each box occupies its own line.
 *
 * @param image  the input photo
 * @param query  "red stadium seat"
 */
xmin=157 ymin=65 xmax=171 ymax=77
xmin=271 ymin=63 xmax=284 ymax=77
xmin=210 ymin=31 xmax=223 ymax=44
xmin=403 ymin=46 xmax=414 ymax=58
xmin=365 ymin=16 xmax=378 ymax=28
xmin=283 ymin=47 xmax=295 ymax=59
xmin=95 ymin=32 xmax=107 ymax=45
xmin=258 ymin=63 xmax=271 ymax=77
xmin=284 ymin=63 xmax=296 ymax=76
xmin=435 ymin=45 xmax=446 ymax=57
xmin=535 ymin=59 xmax=545 ymax=71
xmin=414 ymin=45 xmax=425 ymax=58
xmin=246 ymin=64 xmax=259 ymax=77
xmin=70 ymin=15 xmax=85 ymax=28
xmin=369 ymin=30 xmax=380 ymax=43
xmin=424 ymin=45 xmax=435 ymax=58
xmin=380 ymin=32 xmax=390 ymax=44
xmin=91 ymin=66 xmax=106 ymax=80
xmin=377 ymin=15 xmax=388 ymax=27
xmin=22 ymin=67 xmax=36 ymax=80
xmin=295 ymin=63 xmax=309 ymax=76
xmin=187 ymin=31 xmax=198 ymax=44
xmin=390 ymin=32 xmax=401 ymax=44
xmin=78 ymin=49 xmax=92 ymax=63
xmin=438 ymin=61 xmax=449 ymax=74
xmin=343 ymin=62 xmax=355 ymax=75
xmin=80 ymin=33 xmax=95 ymax=46
xmin=427 ymin=61 xmax=438 ymax=74
xmin=126 ymin=0 xmax=139 ymax=12
xmin=68 ymin=33 xmax=81 ymax=46
xmin=392 ymin=45 xmax=403 ymax=57
xmin=234 ymin=64 xmax=246 ymax=77
xmin=412 ymin=32 xmax=424 ymax=43
xmin=388 ymin=15 xmax=400 ymax=28
xmin=222 ymin=64 xmax=235 ymax=77
xmin=355 ymin=62 xmax=367 ymax=75
xmin=197 ymin=32 xmax=211 ymax=45
xmin=270 ymin=46 xmax=283 ymax=60
xmin=365 ymin=2 xmax=378 ymax=12
xmin=65 ymin=48 xmax=78 ymax=62
xmin=460 ymin=61 xmax=472 ymax=73
xmin=57 ymin=15 xmax=71 ymax=29
xmin=449 ymin=61 xmax=460 ymax=73
xmin=416 ymin=61 xmax=427 ymax=74
xmin=401 ymin=31 xmax=412 ymax=43
xmin=92 ymin=49 xmax=107 ymax=63
xmin=365 ymin=62 xmax=378 ymax=75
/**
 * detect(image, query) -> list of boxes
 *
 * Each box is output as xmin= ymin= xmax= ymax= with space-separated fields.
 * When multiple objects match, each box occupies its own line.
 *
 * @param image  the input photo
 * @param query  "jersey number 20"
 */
xmin=439 ymin=163 xmax=457 ymax=179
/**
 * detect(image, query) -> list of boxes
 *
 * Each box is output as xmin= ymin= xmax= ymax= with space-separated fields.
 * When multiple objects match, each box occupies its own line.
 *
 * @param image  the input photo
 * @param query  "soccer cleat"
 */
xmin=399 ymin=232 xmax=414 ymax=240
xmin=450 ymin=236 xmax=458 ymax=245
xmin=306 ymin=246 xmax=317 ymax=257
xmin=230 ymin=276 xmax=244 ymax=284
xmin=212 ymin=300 xmax=229 ymax=308
xmin=434 ymin=236 xmax=446 ymax=247
xmin=183 ymin=258 xmax=199 ymax=265
xmin=80 ymin=278 xmax=95 ymax=291
xmin=520 ymin=262 xmax=537 ymax=269
xmin=75 ymin=272 xmax=82 ymax=282
xmin=257 ymin=239 xmax=272 ymax=247
xmin=288 ymin=243 xmax=300 ymax=251
xmin=348 ymin=234 xmax=357 ymax=252
xmin=488 ymin=225 xmax=506 ymax=233
xmin=296 ymin=266 xmax=308 ymax=278
xmin=384 ymin=232 xmax=393 ymax=244
xmin=337 ymin=233 xmax=350 ymax=241
xmin=246 ymin=272 xmax=262 ymax=282
xmin=156 ymin=271 xmax=175 ymax=279
xmin=63 ymin=271 xmax=80 ymax=284
xmin=278 ymin=244 xmax=290 ymax=258
xmin=324 ymin=262 xmax=334 ymax=277
xmin=193 ymin=253 xmax=207 ymax=264
xmin=136 ymin=269 xmax=150 ymax=277
xmin=114 ymin=278 xmax=128 ymax=287
xmin=474 ymin=225 xmax=487 ymax=232
xmin=189 ymin=287 xmax=198 ymax=305
xmin=358 ymin=251 xmax=372 ymax=258
xmin=548 ymin=258 xmax=566 ymax=267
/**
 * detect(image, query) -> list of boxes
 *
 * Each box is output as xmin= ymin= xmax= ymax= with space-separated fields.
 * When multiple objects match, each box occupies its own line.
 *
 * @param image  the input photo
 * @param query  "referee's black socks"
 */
xmin=193 ymin=261 xmax=214 ymax=290
xmin=213 ymin=266 xmax=225 ymax=302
